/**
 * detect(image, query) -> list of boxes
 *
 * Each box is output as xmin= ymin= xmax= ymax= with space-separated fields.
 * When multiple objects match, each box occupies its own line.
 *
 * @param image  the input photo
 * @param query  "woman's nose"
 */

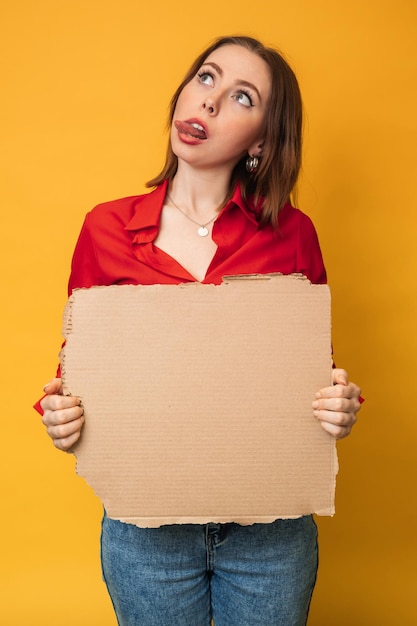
xmin=201 ymin=98 xmax=216 ymax=114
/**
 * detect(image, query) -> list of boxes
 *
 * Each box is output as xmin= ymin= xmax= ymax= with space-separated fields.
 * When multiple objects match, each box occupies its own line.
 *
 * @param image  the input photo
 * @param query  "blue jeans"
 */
xmin=101 ymin=513 xmax=318 ymax=626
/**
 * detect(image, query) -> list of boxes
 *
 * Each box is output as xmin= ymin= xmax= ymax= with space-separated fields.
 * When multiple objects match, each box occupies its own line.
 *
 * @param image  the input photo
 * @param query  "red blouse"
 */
xmin=68 ymin=179 xmax=326 ymax=293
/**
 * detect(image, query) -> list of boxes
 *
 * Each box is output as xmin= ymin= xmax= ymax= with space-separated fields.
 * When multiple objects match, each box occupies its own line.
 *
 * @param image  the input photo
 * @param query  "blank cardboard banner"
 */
xmin=61 ymin=274 xmax=336 ymax=527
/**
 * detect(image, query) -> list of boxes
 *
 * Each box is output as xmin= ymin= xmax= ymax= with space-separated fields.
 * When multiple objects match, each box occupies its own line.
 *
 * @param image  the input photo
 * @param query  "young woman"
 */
xmin=38 ymin=36 xmax=361 ymax=626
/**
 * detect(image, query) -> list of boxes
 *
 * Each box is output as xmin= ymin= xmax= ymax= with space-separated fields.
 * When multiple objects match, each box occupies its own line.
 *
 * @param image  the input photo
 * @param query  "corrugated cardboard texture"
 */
xmin=61 ymin=274 xmax=336 ymax=527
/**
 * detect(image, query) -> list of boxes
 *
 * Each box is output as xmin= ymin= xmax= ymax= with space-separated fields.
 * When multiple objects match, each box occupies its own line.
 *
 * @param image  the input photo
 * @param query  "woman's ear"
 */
xmin=247 ymin=139 xmax=265 ymax=158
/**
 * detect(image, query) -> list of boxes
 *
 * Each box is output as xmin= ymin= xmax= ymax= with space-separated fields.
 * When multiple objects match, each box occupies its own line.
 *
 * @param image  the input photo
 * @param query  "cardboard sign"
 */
xmin=61 ymin=274 xmax=336 ymax=527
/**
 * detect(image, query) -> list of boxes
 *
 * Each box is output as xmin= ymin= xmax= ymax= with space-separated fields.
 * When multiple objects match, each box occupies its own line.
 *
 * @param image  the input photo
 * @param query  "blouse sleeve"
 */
xmin=296 ymin=214 xmax=327 ymax=285
xmin=68 ymin=212 xmax=104 ymax=294
xmin=33 ymin=213 xmax=98 ymax=416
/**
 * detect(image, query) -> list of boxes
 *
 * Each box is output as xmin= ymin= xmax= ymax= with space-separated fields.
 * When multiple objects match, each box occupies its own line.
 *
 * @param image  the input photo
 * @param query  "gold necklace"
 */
xmin=166 ymin=192 xmax=217 ymax=237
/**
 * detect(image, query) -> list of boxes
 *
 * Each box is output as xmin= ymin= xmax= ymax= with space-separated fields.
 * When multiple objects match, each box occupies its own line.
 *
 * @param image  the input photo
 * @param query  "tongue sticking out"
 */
xmin=175 ymin=120 xmax=207 ymax=140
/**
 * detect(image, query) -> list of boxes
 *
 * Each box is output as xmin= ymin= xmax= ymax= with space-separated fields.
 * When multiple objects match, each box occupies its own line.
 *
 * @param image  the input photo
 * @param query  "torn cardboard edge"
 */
xmin=61 ymin=273 xmax=336 ymax=528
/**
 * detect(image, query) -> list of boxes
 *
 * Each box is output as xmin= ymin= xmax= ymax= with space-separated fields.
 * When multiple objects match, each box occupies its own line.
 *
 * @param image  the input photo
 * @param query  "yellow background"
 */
xmin=1 ymin=0 xmax=416 ymax=624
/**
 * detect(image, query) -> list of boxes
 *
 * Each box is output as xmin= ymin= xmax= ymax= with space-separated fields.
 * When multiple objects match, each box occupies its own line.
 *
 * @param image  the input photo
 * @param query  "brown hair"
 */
xmin=146 ymin=35 xmax=303 ymax=228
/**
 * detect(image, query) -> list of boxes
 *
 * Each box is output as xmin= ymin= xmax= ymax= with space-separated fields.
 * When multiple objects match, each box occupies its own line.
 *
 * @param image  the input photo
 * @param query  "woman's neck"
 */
xmin=168 ymin=162 xmax=232 ymax=217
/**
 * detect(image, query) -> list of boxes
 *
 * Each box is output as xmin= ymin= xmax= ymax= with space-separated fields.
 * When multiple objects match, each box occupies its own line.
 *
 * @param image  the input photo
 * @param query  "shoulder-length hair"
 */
xmin=146 ymin=35 xmax=303 ymax=228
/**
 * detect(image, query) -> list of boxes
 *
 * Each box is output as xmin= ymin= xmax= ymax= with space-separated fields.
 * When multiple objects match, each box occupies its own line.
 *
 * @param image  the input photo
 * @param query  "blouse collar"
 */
xmin=124 ymin=179 xmax=259 ymax=243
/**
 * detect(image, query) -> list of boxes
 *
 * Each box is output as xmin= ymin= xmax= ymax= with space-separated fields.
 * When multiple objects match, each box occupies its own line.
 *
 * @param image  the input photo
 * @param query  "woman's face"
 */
xmin=171 ymin=44 xmax=271 ymax=173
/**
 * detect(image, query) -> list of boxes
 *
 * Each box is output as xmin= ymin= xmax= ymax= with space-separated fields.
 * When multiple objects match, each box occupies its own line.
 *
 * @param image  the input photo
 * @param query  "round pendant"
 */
xmin=197 ymin=226 xmax=209 ymax=237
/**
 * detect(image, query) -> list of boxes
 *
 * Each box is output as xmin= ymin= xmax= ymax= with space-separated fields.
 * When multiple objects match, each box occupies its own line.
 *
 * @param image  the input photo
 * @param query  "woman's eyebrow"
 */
xmin=203 ymin=61 xmax=223 ymax=75
xmin=201 ymin=62 xmax=262 ymax=100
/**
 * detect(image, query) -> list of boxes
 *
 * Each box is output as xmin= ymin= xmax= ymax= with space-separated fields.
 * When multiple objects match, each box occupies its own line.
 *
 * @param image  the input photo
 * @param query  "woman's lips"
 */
xmin=174 ymin=120 xmax=207 ymax=140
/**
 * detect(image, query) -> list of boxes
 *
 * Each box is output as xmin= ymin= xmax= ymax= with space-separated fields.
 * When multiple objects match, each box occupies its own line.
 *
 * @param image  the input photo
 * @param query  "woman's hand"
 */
xmin=40 ymin=378 xmax=84 ymax=451
xmin=312 ymin=369 xmax=361 ymax=439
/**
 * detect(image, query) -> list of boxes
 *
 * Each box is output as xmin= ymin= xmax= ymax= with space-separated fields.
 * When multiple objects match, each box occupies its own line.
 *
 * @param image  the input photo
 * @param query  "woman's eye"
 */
xmin=235 ymin=91 xmax=253 ymax=107
xmin=198 ymin=72 xmax=214 ymax=86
